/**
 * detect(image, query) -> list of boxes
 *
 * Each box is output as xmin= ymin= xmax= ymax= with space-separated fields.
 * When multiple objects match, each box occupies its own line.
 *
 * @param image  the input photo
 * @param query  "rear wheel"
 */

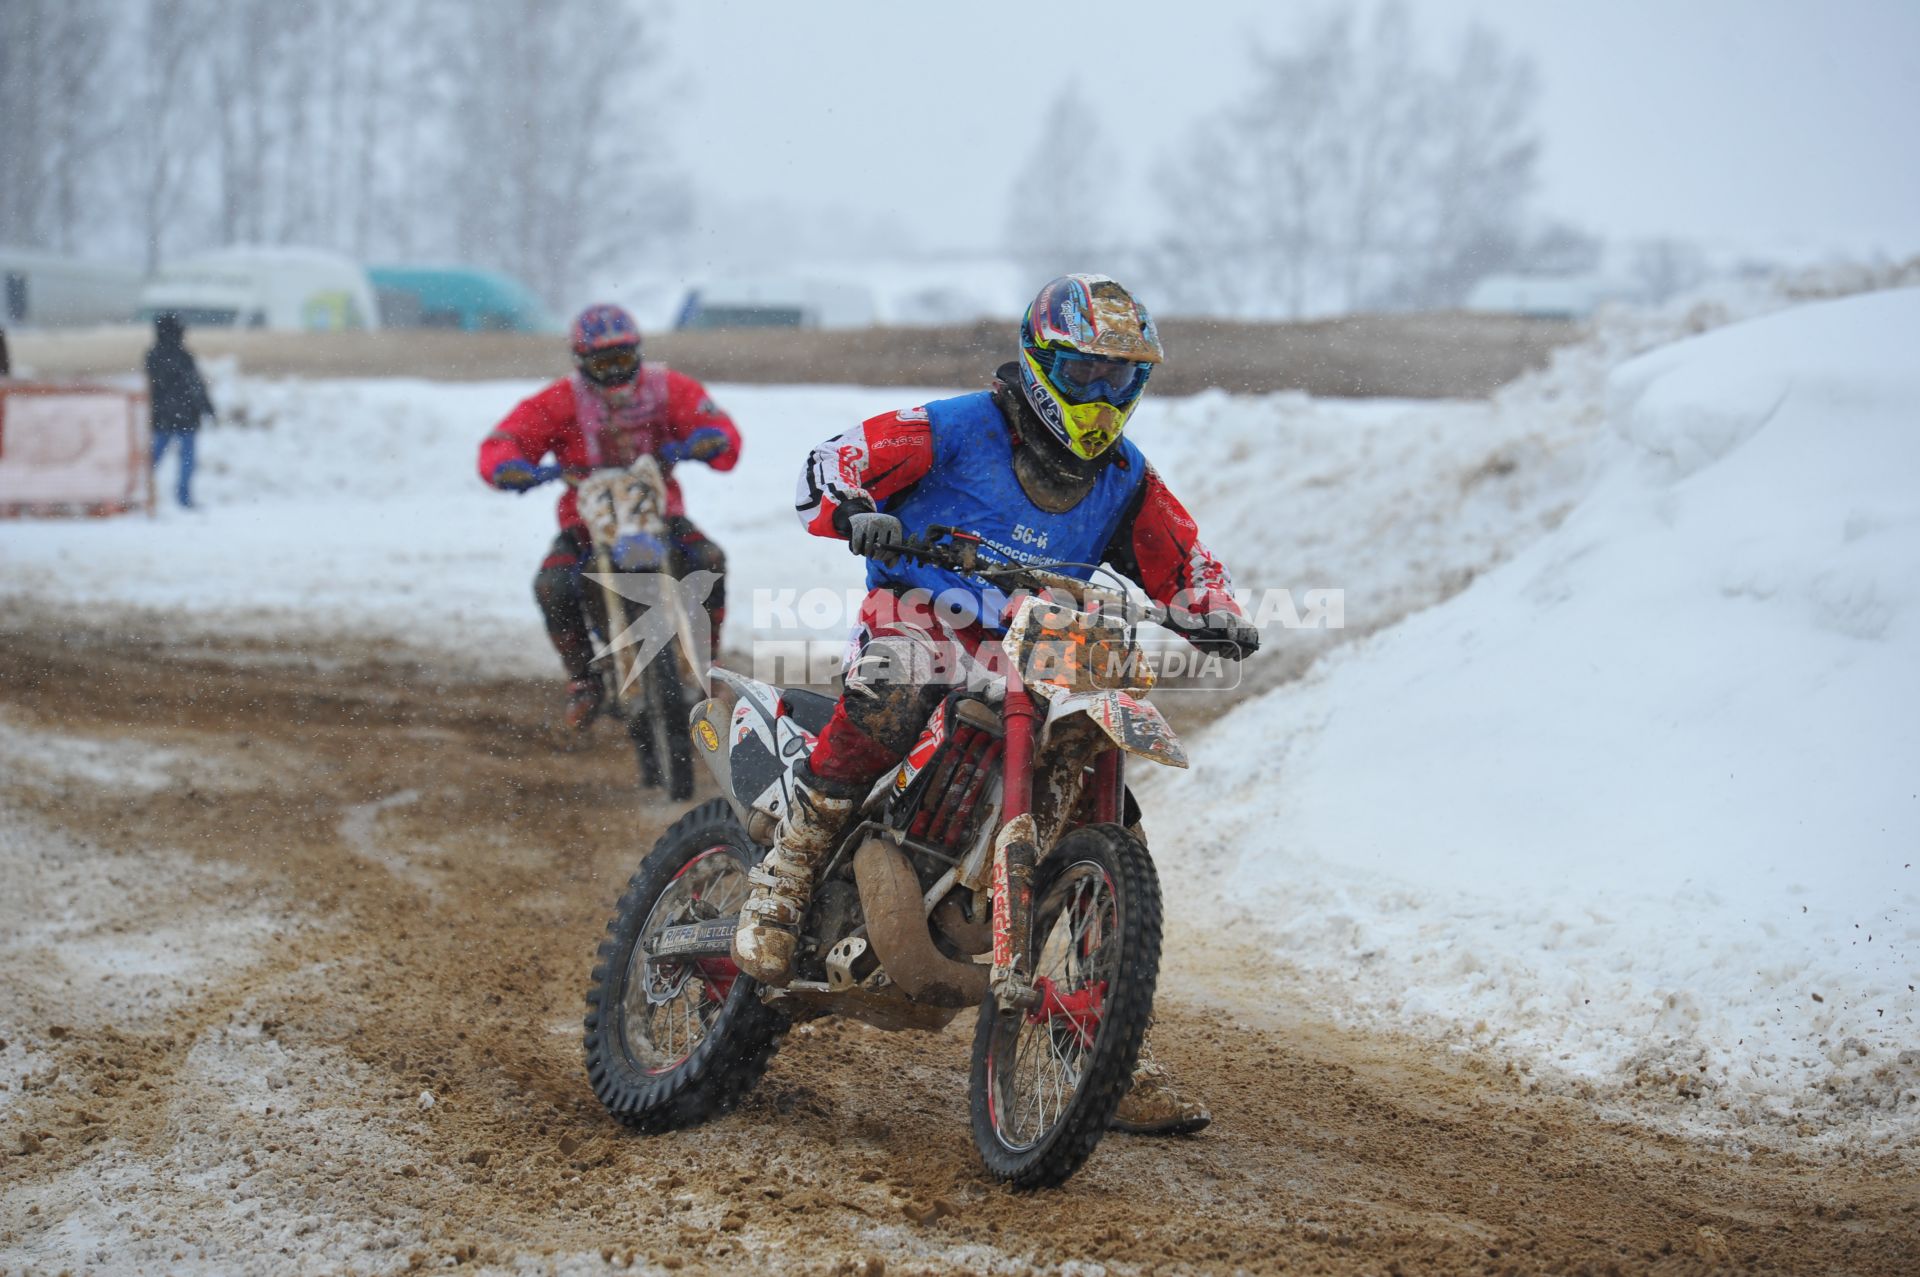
xmin=969 ymin=823 xmax=1161 ymax=1188
xmin=584 ymin=799 xmax=785 ymax=1131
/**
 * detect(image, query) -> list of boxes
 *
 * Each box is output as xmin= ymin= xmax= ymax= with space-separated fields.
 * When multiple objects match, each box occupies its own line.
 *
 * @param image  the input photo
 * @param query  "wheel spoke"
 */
xmin=621 ymin=846 xmax=743 ymax=1074
xmin=991 ymin=860 xmax=1121 ymax=1150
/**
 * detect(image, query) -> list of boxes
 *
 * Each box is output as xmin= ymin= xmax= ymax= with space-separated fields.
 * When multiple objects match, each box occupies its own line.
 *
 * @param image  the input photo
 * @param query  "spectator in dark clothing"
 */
xmin=0 ymin=326 xmax=12 ymax=377
xmin=145 ymin=313 xmax=215 ymax=508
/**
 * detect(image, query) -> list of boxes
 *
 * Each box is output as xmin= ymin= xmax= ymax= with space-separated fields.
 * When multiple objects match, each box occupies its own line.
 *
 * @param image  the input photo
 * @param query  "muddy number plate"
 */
xmin=648 ymin=917 xmax=739 ymax=958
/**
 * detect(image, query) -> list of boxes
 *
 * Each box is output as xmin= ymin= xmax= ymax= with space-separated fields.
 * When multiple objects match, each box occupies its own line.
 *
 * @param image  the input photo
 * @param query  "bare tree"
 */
xmin=1148 ymin=2 xmax=1544 ymax=317
xmin=0 ymin=1 xmax=53 ymax=248
xmin=1631 ymin=237 xmax=1709 ymax=304
xmin=1386 ymin=21 xmax=1540 ymax=309
xmin=207 ymin=0 xmax=286 ymax=246
xmin=0 ymin=0 xmax=113 ymax=253
xmin=1148 ymin=8 xmax=1348 ymax=318
xmin=1002 ymin=84 xmax=1118 ymax=288
xmin=1517 ymin=220 xmax=1607 ymax=276
xmin=6 ymin=0 xmax=688 ymax=300
xmin=40 ymin=1 xmax=113 ymax=253
xmin=126 ymin=0 xmax=216 ymax=273
xmin=443 ymin=0 xmax=685 ymax=306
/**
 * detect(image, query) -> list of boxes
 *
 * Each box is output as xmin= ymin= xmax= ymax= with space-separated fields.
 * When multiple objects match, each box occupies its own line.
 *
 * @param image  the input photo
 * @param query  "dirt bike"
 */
xmin=530 ymin=457 xmax=705 ymax=799
xmin=583 ymin=526 xmax=1239 ymax=1187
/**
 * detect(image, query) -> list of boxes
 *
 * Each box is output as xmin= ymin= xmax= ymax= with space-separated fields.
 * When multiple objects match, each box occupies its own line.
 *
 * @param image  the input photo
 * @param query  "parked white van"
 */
xmin=0 ymin=248 xmax=143 ymax=328
xmin=140 ymin=247 xmax=379 ymax=331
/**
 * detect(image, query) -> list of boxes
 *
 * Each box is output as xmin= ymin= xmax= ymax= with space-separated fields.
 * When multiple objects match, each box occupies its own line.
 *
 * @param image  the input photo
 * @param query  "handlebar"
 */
xmin=520 ymin=462 xmax=636 ymax=489
xmin=887 ymin=525 xmax=1257 ymax=655
xmin=887 ymin=526 xmax=1135 ymax=617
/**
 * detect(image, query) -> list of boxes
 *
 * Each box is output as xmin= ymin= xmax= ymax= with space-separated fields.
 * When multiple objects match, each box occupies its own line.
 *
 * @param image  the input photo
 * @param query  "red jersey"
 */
xmin=479 ymin=366 xmax=741 ymax=529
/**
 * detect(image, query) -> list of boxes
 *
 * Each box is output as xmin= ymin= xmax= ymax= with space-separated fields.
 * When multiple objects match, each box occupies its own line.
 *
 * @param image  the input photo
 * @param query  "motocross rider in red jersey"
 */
xmin=736 ymin=275 xmax=1260 ymax=1133
xmin=479 ymin=304 xmax=742 ymax=729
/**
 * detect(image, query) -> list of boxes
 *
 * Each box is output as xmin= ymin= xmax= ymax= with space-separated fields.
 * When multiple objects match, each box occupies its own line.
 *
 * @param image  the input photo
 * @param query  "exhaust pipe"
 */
xmin=852 ymin=838 xmax=989 ymax=1008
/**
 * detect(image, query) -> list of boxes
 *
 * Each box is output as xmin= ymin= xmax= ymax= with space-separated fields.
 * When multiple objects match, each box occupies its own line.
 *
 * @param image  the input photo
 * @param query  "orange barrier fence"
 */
xmin=0 ymin=382 xmax=152 ymax=517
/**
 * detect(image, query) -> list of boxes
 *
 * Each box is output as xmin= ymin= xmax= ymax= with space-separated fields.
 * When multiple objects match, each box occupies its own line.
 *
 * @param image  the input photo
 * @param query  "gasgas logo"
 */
xmin=894 ymin=707 xmax=948 ymax=789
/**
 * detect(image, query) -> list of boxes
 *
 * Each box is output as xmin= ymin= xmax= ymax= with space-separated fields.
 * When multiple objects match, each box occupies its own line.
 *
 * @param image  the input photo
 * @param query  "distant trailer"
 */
xmin=140 ymin=246 xmax=380 ymax=332
xmin=368 ymin=265 xmax=558 ymax=333
xmin=1464 ymin=273 xmax=1641 ymax=321
xmin=0 ymin=248 xmax=144 ymax=328
xmin=675 ymin=276 xmax=877 ymax=331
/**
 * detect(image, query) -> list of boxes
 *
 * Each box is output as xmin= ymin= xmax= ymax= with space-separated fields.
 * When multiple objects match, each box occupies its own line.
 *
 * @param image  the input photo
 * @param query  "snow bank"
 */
xmin=1151 ymin=288 xmax=1920 ymax=1142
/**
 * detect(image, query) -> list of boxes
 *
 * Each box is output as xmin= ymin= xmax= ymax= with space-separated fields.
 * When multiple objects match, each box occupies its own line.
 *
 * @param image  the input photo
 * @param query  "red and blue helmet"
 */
xmin=570 ymin=303 xmax=643 ymax=387
xmin=1018 ymin=274 xmax=1164 ymax=460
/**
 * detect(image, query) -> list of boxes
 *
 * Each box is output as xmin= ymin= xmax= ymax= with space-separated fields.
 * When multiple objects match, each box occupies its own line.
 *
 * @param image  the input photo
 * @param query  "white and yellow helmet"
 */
xmin=1017 ymin=274 xmax=1165 ymax=461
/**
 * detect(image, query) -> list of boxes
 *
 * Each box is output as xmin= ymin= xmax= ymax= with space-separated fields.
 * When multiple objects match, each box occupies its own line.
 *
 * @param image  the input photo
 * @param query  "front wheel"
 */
xmin=627 ymin=655 xmax=694 ymax=800
xmin=969 ymin=823 xmax=1162 ymax=1188
xmin=584 ymin=799 xmax=786 ymax=1131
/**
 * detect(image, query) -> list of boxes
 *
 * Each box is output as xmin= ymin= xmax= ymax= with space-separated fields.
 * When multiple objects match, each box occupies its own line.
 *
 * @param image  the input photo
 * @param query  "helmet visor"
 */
xmin=580 ymin=345 xmax=639 ymax=386
xmin=1044 ymin=349 xmax=1151 ymax=406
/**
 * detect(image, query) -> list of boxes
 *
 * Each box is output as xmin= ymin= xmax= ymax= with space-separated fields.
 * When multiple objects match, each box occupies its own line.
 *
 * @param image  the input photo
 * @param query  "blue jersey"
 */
xmin=867 ymin=390 xmax=1145 ymax=631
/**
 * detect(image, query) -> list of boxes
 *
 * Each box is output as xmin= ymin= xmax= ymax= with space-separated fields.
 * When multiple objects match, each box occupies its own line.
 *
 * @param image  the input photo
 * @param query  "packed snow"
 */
xmin=2 ymin=280 xmax=1915 ymax=1149
xmin=1146 ymin=288 xmax=1920 ymax=1141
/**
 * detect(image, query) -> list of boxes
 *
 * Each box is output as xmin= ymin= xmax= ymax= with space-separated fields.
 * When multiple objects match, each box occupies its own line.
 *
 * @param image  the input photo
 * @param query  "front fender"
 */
xmin=693 ymin=668 xmax=797 ymax=834
xmin=1046 ymin=690 xmax=1188 ymax=769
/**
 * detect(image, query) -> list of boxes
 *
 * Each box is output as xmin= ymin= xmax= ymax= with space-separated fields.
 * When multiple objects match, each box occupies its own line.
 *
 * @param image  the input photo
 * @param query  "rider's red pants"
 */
xmin=805 ymin=588 xmax=998 ymax=790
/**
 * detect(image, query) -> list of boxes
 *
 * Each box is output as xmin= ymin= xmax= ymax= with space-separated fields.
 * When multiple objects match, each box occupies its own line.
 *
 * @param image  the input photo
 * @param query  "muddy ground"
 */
xmin=0 ymin=619 xmax=1915 ymax=1275
xmin=10 ymin=311 xmax=1575 ymax=400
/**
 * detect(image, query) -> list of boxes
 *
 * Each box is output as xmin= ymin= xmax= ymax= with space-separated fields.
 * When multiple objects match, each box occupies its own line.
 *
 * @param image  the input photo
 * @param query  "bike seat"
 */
xmin=779 ymin=688 xmax=838 ymax=735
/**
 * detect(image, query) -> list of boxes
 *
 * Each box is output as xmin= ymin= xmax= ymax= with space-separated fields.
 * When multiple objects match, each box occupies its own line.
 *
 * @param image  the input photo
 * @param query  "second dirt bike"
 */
xmin=530 ymin=457 xmax=706 ymax=799
xmin=584 ymin=526 xmax=1247 ymax=1187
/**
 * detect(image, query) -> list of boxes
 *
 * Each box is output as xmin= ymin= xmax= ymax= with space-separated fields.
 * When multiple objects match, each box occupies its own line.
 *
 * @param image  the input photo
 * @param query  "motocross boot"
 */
xmin=1111 ymin=1040 xmax=1212 ymax=1136
xmin=732 ymin=764 xmax=857 ymax=986
xmin=564 ymin=677 xmax=604 ymax=732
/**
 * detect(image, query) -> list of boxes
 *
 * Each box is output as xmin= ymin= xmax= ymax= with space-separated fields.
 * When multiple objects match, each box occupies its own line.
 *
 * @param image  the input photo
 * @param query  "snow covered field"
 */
xmin=3 ymin=282 xmax=1915 ymax=1153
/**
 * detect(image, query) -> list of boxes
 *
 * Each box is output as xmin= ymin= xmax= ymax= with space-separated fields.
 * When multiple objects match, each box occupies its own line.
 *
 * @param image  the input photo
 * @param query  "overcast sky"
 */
xmin=663 ymin=0 xmax=1920 ymax=262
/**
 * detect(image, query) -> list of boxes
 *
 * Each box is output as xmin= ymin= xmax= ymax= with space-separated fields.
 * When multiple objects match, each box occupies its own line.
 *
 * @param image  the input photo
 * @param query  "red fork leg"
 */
xmin=1093 ymin=747 xmax=1124 ymax=825
xmin=991 ymin=669 xmax=1042 ymax=1005
xmin=1001 ymin=670 xmax=1036 ymax=822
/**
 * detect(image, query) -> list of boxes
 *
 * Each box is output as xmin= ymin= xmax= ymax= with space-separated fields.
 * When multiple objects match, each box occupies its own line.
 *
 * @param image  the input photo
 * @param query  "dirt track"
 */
xmin=1 ymin=621 xmax=1915 ymax=1275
